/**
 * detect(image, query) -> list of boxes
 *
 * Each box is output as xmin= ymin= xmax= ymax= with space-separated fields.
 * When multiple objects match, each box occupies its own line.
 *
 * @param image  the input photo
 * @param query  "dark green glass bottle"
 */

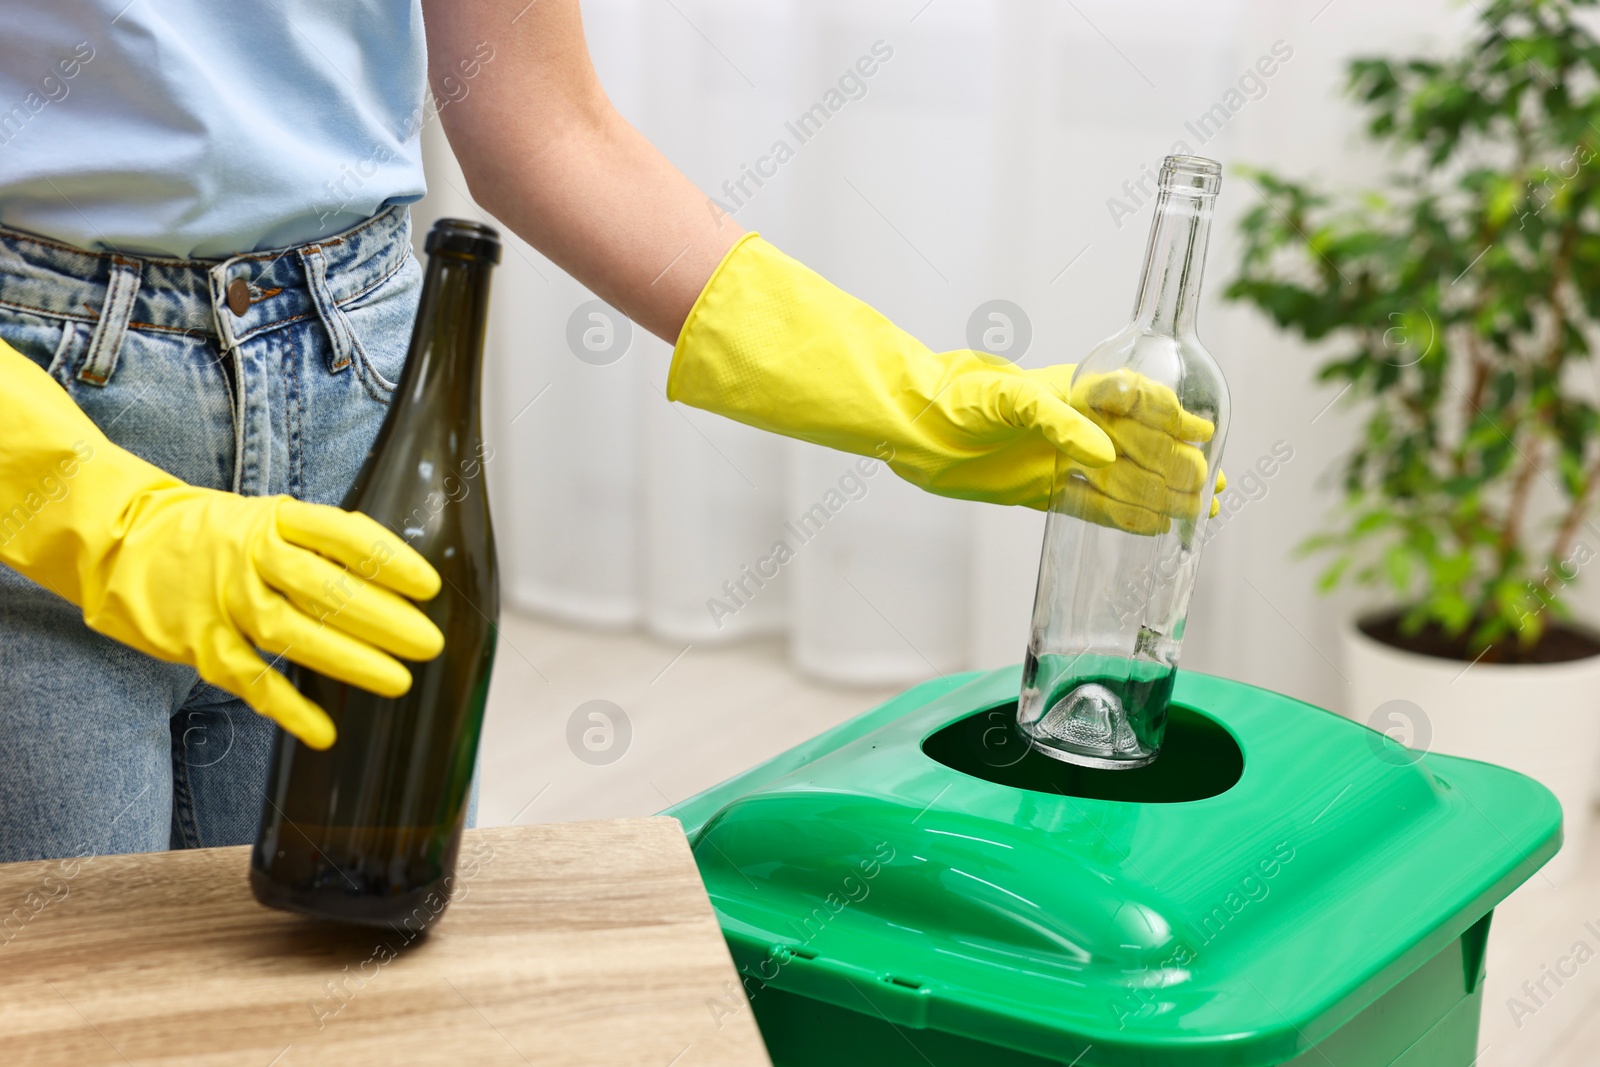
xmin=251 ymin=218 xmax=501 ymax=929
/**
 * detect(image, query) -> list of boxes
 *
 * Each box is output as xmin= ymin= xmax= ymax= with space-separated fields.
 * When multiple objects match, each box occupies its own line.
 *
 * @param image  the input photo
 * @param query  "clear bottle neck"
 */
xmin=1130 ymin=161 xmax=1218 ymax=337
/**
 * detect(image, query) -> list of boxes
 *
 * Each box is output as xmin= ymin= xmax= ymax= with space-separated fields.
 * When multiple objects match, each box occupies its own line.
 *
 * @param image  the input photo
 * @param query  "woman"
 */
xmin=0 ymin=0 xmax=1211 ymax=862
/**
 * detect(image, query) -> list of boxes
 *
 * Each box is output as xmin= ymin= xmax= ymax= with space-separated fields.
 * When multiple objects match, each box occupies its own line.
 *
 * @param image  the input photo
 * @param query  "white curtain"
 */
xmin=418 ymin=0 xmax=1531 ymax=712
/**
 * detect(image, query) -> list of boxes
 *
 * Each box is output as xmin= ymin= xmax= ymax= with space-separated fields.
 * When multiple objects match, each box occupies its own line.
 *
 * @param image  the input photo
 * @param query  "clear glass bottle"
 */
xmin=1016 ymin=156 xmax=1229 ymax=769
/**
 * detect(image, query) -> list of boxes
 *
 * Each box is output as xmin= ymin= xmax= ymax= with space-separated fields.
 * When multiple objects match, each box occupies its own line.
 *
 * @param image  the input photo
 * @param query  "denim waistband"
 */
xmin=0 ymin=205 xmax=412 ymax=352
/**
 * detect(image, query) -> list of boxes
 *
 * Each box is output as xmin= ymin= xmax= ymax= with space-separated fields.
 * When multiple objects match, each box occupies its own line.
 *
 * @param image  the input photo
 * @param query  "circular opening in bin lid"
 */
xmin=922 ymin=701 xmax=1242 ymax=802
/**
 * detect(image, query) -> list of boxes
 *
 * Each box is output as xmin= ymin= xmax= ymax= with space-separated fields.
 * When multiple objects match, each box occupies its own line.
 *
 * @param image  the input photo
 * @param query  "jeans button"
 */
xmin=225 ymin=278 xmax=250 ymax=317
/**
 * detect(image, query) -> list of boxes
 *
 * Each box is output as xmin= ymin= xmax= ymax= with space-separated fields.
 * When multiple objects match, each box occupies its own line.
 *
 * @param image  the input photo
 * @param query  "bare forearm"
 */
xmin=422 ymin=0 xmax=742 ymax=342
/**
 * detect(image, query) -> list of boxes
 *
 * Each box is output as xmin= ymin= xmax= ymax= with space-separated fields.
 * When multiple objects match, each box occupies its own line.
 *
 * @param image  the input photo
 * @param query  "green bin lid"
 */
xmin=666 ymin=668 xmax=1560 ymax=1066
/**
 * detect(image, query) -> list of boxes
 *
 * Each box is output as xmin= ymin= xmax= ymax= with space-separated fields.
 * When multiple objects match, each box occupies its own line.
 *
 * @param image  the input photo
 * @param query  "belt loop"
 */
xmin=77 ymin=258 xmax=141 ymax=386
xmin=208 ymin=258 xmax=242 ymax=352
xmin=297 ymin=244 xmax=360 ymax=373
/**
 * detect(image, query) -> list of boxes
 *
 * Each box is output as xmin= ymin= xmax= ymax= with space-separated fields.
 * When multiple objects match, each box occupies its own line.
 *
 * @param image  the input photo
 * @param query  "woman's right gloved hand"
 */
xmin=0 ymin=341 xmax=443 ymax=749
xmin=666 ymin=234 xmax=1117 ymax=510
xmin=1039 ymin=365 xmax=1226 ymax=536
xmin=666 ymin=234 xmax=1222 ymax=527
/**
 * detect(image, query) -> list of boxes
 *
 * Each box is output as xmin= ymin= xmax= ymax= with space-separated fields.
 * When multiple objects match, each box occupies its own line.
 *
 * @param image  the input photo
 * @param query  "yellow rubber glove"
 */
xmin=670 ymin=234 xmax=1114 ymax=510
xmin=1042 ymin=366 xmax=1225 ymax=536
xmin=0 ymin=342 xmax=444 ymax=749
xmin=669 ymin=233 xmax=1222 ymax=522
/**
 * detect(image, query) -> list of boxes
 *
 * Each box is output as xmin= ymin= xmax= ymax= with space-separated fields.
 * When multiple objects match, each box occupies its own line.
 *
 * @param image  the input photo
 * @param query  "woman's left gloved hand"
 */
xmin=0 ymin=342 xmax=443 ymax=749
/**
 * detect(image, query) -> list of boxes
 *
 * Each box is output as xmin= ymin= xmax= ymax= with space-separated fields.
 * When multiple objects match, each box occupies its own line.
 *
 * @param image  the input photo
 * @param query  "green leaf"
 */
xmin=1383 ymin=544 xmax=1416 ymax=591
xmin=1317 ymin=556 xmax=1352 ymax=593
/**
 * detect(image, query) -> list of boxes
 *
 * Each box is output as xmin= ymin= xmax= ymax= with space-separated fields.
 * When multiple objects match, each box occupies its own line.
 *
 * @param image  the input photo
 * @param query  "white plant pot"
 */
xmin=1340 ymin=618 xmax=1600 ymax=884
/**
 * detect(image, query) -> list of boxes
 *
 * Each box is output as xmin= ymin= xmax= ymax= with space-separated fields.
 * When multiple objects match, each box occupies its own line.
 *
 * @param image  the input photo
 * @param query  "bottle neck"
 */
xmin=1131 ymin=189 xmax=1214 ymax=337
xmin=396 ymin=254 xmax=493 ymax=429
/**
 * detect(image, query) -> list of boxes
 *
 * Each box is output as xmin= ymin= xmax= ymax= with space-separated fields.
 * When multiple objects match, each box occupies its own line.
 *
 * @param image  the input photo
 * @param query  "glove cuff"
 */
xmin=0 ymin=344 xmax=179 ymax=604
xmin=666 ymin=231 xmax=765 ymax=408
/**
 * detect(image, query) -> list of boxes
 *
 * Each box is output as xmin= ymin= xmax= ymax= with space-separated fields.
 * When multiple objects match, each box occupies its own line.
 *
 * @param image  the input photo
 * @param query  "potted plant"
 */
xmin=1227 ymin=0 xmax=1600 ymax=877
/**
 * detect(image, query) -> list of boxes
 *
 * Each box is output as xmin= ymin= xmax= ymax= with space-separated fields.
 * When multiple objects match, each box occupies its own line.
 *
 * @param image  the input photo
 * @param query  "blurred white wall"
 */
xmin=416 ymin=0 xmax=1515 ymax=714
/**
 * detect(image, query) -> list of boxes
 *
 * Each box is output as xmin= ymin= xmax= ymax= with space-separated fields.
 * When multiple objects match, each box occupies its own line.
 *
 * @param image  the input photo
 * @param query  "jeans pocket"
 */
xmin=0 ymin=306 xmax=87 ymax=386
xmin=339 ymin=251 xmax=422 ymax=404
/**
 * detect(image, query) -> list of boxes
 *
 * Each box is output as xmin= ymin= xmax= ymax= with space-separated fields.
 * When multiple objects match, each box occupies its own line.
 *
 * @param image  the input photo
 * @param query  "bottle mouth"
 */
xmin=426 ymin=218 xmax=503 ymax=264
xmin=1160 ymin=155 xmax=1222 ymax=197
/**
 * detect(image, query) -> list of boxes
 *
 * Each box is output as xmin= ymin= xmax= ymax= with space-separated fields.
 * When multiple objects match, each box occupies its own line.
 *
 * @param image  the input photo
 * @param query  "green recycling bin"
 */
xmin=665 ymin=668 xmax=1559 ymax=1067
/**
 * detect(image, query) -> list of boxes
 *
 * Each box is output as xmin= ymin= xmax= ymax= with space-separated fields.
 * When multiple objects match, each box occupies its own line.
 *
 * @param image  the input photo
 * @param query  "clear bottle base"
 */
xmin=1016 ymin=669 xmax=1173 ymax=771
xmin=1021 ymin=734 xmax=1161 ymax=770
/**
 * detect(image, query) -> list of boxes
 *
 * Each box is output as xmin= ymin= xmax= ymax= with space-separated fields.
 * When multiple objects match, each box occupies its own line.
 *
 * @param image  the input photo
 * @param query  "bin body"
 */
xmin=665 ymin=669 xmax=1559 ymax=1067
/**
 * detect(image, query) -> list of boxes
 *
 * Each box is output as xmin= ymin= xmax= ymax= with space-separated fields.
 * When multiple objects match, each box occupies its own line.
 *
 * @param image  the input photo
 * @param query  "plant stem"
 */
xmin=1550 ymin=456 xmax=1600 ymax=565
xmin=1501 ymin=436 xmax=1541 ymax=565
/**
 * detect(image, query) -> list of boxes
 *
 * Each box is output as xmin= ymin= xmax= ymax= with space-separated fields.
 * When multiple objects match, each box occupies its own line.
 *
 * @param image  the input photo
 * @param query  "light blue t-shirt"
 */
xmin=0 ymin=2 xmax=428 ymax=259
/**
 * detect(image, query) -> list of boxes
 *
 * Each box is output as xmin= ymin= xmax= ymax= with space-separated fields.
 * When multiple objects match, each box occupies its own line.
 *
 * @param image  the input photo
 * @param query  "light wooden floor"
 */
xmin=479 ymin=611 xmax=1600 ymax=1067
xmin=476 ymin=612 xmax=901 ymax=828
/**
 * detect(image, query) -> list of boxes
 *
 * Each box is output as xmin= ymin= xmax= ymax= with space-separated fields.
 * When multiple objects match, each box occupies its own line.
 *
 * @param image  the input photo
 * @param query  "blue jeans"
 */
xmin=0 ymin=206 xmax=420 ymax=863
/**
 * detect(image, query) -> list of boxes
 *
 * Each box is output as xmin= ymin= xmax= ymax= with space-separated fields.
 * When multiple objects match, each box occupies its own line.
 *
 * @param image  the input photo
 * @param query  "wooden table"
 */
xmin=0 ymin=819 xmax=771 ymax=1066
